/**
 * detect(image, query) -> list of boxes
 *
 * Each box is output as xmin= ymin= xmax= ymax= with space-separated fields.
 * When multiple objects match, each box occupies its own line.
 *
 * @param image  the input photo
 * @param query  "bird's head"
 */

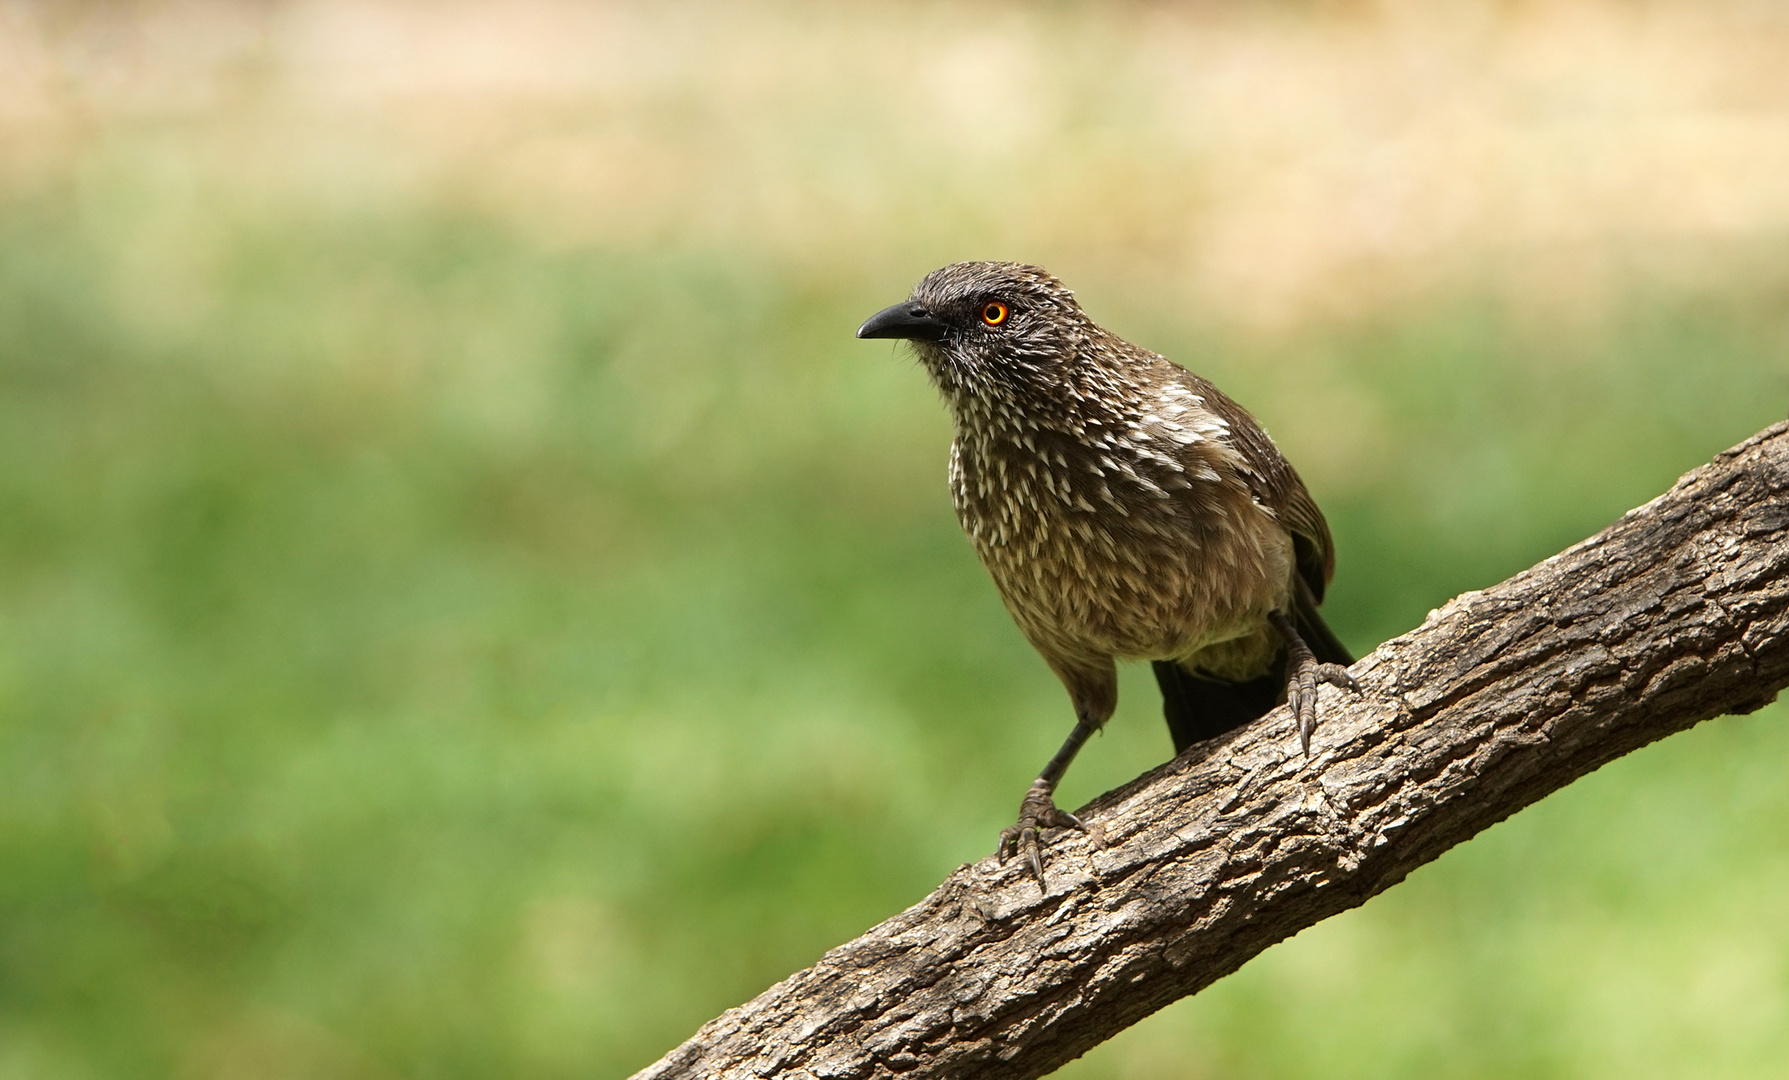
xmin=856 ymin=262 xmax=1093 ymax=405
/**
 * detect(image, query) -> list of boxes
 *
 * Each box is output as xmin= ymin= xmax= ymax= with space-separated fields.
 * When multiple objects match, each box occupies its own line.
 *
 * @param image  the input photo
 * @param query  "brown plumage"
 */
xmin=858 ymin=261 xmax=1359 ymax=886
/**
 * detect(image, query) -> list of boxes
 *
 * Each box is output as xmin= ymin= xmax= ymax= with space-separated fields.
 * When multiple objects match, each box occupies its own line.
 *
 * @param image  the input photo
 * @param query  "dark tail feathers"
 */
xmin=1154 ymin=589 xmax=1353 ymax=754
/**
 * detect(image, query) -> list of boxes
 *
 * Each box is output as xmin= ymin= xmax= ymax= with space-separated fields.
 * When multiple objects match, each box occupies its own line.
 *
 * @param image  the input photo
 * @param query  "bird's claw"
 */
xmin=997 ymin=784 xmax=1086 ymax=890
xmin=1290 ymin=661 xmax=1362 ymax=756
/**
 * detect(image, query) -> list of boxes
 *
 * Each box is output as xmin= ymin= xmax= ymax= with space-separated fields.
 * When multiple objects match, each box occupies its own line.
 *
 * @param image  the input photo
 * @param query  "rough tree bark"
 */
xmin=635 ymin=421 xmax=1789 ymax=1080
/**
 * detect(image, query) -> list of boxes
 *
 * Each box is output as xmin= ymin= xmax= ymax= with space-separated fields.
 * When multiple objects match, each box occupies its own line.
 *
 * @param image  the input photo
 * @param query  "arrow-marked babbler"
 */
xmin=858 ymin=262 xmax=1360 ymax=887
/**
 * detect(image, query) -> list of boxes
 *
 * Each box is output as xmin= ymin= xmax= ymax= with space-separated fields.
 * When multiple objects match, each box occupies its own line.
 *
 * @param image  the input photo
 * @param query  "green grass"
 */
xmin=1 ymin=184 xmax=1786 ymax=1079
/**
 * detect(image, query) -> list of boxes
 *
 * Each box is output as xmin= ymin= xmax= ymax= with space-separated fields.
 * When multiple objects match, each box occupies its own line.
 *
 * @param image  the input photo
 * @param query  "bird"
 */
xmin=856 ymin=261 xmax=1360 ymax=886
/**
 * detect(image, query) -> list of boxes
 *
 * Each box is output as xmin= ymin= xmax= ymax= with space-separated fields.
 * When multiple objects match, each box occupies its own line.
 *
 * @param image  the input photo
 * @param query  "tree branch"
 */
xmin=635 ymin=421 xmax=1789 ymax=1080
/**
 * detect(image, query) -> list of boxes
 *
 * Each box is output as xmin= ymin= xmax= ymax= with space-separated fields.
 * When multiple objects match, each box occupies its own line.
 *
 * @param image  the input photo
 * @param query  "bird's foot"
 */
xmin=1289 ymin=659 xmax=1362 ymax=756
xmin=997 ymin=781 xmax=1086 ymax=890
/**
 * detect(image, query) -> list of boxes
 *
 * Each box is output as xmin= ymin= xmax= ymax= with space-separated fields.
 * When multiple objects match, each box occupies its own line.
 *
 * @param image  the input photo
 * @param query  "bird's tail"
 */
xmin=1153 ymin=588 xmax=1353 ymax=754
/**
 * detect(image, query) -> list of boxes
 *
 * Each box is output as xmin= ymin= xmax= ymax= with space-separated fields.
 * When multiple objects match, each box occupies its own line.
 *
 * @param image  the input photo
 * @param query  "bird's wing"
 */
xmin=1151 ymin=361 xmax=1355 ymax=748
xmin=1168 ymin=367 xmax=1337 ymax=603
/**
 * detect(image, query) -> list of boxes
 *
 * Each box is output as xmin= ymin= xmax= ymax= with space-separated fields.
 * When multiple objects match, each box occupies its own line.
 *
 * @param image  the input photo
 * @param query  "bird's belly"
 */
xmin=968 ymin=493 xmax=1293 ymax=668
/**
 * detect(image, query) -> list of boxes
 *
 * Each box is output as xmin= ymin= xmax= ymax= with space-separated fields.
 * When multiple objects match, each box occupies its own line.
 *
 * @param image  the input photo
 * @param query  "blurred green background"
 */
xmin=2 ymin=2 xmax=1787 ymax=1077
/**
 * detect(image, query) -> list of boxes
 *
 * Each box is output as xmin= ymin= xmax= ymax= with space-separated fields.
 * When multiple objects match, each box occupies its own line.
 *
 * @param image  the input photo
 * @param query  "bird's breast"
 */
xmin=949 ymin=427 xmax=1292 ymax=665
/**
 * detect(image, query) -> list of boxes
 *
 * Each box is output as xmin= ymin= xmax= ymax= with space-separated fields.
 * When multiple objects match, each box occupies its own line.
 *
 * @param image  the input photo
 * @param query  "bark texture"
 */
xmin=636 ymin=422 xmax=1789 ymax=1080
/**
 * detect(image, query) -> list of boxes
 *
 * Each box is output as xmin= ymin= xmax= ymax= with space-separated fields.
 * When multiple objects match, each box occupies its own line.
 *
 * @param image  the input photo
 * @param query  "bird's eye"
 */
xmin=980 ymin=301 xmax=1010 ymax=327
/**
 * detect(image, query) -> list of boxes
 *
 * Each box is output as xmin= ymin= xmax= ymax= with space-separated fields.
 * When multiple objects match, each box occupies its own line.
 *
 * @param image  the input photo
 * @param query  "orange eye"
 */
xmin=980 ymin=301 xmax=1009 ymax=327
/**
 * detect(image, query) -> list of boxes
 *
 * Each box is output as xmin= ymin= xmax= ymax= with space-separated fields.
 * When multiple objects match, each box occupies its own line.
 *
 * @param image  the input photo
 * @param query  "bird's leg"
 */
xmin=997 ymin=662 xmax=1113 ymax=890
xmin=998 ymin=718 xmax=1095 ymax=888
xmin=1268 ymin=609 xmax=1362 ymax=756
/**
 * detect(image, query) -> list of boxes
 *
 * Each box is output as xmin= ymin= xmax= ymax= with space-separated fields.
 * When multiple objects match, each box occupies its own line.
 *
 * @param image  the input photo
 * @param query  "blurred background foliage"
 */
xmin=1 ymin=1 xmax=1787 ymax=1077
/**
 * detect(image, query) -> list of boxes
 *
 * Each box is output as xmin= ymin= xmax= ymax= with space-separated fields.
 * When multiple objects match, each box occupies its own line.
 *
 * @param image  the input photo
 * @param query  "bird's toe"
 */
xmin=998 ymin=788 xmax=1087 ymax=892
xmin=1289 ymin=660 xmax=1361 ymax=756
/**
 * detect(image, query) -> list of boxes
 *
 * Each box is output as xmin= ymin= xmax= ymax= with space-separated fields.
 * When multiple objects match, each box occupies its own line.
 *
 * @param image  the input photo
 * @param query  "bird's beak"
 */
xmin=856 ymin=301 xmax=948 ymax=342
